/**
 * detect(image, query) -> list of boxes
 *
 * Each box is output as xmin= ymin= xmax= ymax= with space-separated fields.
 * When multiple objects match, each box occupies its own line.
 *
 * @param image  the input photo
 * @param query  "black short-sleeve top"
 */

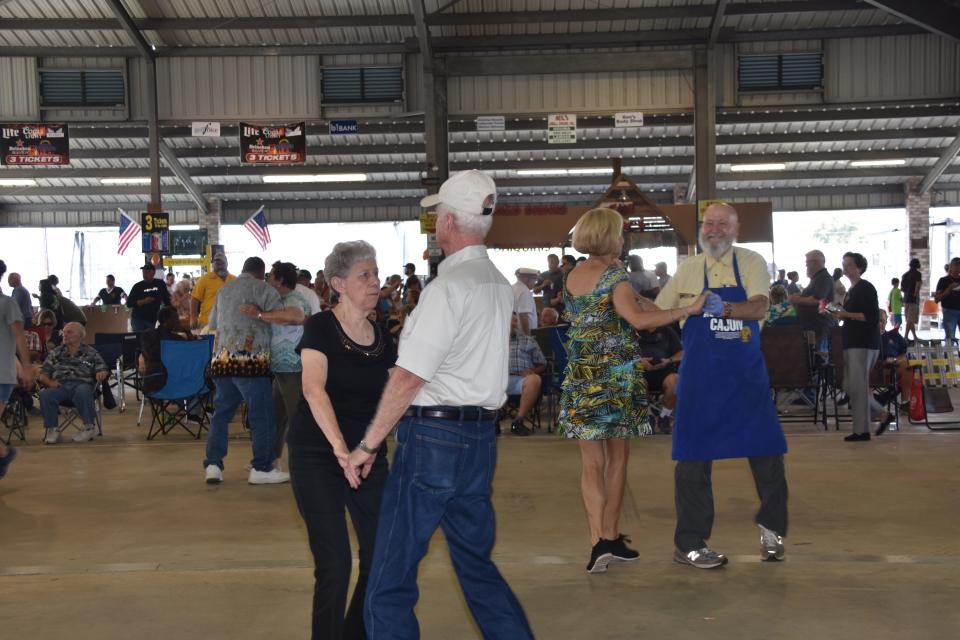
xmin=288 ymin=310 xmax=397 ymax=451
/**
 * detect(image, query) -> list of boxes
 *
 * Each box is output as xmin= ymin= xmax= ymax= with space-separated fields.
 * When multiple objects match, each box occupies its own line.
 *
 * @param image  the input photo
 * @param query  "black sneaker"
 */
xmin=844 ymin=432 xmax=871 ymax=442
xmin=657 ymin=415 xmax=673 ymax=435
xmin=875 ymin=413 xmax=894 ymax=436
xmin=608 ymin=534 xmax=639 ymax=561
xmin=586 ymin=539 xmax=613 ymax=574
xmin=510 ymin=419 xmax=532 ymax=437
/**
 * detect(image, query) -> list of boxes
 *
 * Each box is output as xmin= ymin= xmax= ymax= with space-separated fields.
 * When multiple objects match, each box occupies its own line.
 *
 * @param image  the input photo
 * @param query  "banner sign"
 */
xmin=0 ymin=123 xmax=69 ymax=165
xmin=142 ymin=212 xmax=170 ymax=254
xmin=192 ymin=121 xmax=221 ymax=137
xmin=614 ymin=112 xmax=644 ymax=127
xmin=239 ymin=122 xmax=306 ymax=164
xmin=476 ymin=116 xmax=505 ymax=131
xmin=329 ymin=119 xmax=359 ymax=135
xmin=419 ymin=211 xmax=437 ymax=234
xmin=547 ymin=114 xmax=576 ymax=144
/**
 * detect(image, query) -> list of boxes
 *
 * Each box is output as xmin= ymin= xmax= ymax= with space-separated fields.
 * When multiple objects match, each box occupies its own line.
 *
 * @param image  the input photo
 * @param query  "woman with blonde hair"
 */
xmin=559 ymin=207 xmax=713 ymax=573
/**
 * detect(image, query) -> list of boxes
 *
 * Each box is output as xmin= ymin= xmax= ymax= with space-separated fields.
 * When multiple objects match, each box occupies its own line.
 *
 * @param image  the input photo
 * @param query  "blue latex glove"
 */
xmin=702 ymin=292 xmax=725 ymax=316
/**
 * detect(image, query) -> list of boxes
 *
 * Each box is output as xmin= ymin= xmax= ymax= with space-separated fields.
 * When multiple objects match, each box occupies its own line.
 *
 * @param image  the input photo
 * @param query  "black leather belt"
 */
xmin=404 ymin=405 xmax=498 ymax=421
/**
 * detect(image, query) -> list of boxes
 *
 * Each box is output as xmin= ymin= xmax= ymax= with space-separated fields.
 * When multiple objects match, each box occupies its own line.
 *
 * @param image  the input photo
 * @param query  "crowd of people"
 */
xmin=0 ymin=168 xmax=952 ymax=639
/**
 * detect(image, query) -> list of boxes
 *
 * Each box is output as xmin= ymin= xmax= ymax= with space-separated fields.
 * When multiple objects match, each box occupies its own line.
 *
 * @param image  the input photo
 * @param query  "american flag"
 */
xmin=243 ymin=205 xmax=271 ymax=250
xmin=117 ymin=209 xmax=141 ymax=255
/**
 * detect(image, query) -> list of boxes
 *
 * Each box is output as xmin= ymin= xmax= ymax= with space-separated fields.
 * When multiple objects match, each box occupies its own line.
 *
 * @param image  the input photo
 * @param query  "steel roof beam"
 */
xmin=446 ymin=51 xmax=692 ymax=76
xmin=708 ymin=0 xmax=730 ymax=48
xmin=159 ymin=141 xmax=208 ymax=213
xmin=919 ymin=131 xmax=960 ymax=194
xmin=0 ymin=148 xmax=947 ymax=180
xmin=862 ymin=0 xmax=960 ymax=42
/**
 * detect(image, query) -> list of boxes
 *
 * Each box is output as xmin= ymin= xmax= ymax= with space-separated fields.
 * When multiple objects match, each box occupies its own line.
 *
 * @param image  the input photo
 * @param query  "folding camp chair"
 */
xmin=907 ymin=341 xmax=960 ymax=431
xmin=2 ymin=387 xmax=28 ymax=444
xmin=144 ymin=339 xmax=212 ymax=439
xmin=761 ymin=325 xmax=832 ymax=429
xmin=95 ymin=332 xmax=141 ymax=412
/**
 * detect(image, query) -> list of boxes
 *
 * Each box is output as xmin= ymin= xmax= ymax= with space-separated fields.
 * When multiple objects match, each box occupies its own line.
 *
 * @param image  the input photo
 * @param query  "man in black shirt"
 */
xmin=534 ymin=253 xmax=564 ymax=310
xmin=934 ymin=257 xmax=960 ymax=344
xmin=789 ymin=249 xmax=835 ymax=352
xmin=900 ymin=258 xmax=922 ymax=342
xmin=401 ymin=262 xmax=421 ymax=299
xmin=92 ymin=274 xmax=126 ymax=305
xmin=126 ymin=264 xmax=171 ymax=332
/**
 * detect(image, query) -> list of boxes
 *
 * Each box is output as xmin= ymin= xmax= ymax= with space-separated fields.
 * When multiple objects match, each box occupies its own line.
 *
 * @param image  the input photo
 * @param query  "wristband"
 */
xmin=357 ymin=439 xmax=378 ymax=455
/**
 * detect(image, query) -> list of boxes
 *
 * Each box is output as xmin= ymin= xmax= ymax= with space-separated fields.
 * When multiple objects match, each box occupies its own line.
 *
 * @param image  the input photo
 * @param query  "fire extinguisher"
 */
xmin=909 ymin=368 xmax=926 ymax=421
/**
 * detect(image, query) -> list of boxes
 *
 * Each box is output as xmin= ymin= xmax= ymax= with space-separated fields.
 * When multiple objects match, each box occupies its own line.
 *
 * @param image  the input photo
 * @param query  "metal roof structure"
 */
xmin=0 ymin=0 xmax=959 ymax=226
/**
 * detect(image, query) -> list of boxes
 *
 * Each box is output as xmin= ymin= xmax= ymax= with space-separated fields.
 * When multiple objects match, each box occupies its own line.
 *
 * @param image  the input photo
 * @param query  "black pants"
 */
xmin=674 ymin=455 xmax=788 ymax=553
xmin=289 ymin=443 xmax=388 ymax=640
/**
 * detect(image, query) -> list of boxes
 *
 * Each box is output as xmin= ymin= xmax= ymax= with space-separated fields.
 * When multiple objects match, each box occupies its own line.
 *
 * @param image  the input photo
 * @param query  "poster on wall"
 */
xmin=547 ymin=114 xmax=576 ymax=144
xmin=141 ymin=212 xmax=170 ymax=254
xmin=239 ymin=122 xmax=306 ymax=164
xmin=0 ymin=123 xmax=70 ymax=165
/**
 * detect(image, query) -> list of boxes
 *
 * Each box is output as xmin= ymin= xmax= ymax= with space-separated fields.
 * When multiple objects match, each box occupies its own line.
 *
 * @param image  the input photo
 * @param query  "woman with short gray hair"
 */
xmin=287 ymin=240 xmax=397 ymax=639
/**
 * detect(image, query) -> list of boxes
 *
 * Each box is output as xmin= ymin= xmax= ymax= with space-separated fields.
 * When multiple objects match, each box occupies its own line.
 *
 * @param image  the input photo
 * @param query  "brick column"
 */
xmin=905 ymin=177 xmax=931 ymax=287
xmin=201 ymin=197 xmax=221 ymax=246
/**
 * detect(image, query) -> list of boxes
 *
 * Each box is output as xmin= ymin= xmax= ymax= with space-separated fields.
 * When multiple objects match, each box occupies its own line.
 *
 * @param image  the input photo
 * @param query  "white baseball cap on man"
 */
xmin=420 ymin=169 xmax=497 ymax=216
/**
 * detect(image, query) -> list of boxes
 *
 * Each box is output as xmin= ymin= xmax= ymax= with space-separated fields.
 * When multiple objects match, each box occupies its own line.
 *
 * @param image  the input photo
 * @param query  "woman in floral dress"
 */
xmin=559 ymin=207 xmax=709 ymax=573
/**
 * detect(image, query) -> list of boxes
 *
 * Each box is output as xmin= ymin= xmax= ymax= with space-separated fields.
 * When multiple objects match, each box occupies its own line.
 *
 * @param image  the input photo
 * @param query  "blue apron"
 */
xmin=672 ymin=250 xmax=787 ymax=461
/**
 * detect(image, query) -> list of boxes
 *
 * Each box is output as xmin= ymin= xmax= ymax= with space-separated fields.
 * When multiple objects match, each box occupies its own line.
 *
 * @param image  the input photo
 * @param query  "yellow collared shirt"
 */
xmin=192 ymin=271 xmax=236 ymax=326
xmin=655 ymin=247 xmax=770 ymax=324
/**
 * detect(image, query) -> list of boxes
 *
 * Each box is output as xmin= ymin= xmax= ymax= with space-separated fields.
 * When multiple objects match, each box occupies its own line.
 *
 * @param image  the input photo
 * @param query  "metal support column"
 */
xmin=693 ymin=47 xmax=716 ymax=202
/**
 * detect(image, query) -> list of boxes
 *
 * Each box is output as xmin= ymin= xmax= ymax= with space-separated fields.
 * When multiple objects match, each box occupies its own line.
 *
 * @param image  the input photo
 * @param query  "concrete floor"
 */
xmin=2 ymin=404 xmax=959 ymax=639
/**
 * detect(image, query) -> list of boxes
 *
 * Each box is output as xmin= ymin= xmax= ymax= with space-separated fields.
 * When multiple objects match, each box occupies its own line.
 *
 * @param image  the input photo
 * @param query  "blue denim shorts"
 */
xmin=0 ymin=383 xmax=15 ymax=403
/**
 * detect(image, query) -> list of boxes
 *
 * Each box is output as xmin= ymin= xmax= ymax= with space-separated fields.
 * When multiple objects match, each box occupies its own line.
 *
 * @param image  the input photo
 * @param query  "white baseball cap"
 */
xmin=420 ymin=170 xmax=497 ymax=216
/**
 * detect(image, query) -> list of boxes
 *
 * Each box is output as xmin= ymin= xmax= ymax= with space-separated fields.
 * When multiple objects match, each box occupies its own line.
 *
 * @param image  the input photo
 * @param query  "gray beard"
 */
xmin=702 ymin=238 xmax=733 ymax=259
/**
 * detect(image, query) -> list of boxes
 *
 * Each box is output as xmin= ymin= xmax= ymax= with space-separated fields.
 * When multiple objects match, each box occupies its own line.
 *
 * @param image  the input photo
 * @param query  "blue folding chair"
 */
xmin=145 ymin=340 xmax=212 ymax=440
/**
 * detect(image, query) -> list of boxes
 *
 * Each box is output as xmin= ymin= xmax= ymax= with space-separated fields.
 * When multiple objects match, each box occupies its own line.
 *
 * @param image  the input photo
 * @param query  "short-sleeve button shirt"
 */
xmin=655 ymin=247 xmax=770 ymax=326
xmin=192 ymin=271 xmax=236 ymax=326
xmin=397 ymin=245 xmax=513 ymax=410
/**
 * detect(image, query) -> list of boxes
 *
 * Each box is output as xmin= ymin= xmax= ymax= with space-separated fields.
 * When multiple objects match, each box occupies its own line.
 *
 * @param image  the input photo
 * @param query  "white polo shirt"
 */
xmin=512 ymin=280 xmax=538 ymax=330
xmin=397 ymin=244 xmax=513 ymax=410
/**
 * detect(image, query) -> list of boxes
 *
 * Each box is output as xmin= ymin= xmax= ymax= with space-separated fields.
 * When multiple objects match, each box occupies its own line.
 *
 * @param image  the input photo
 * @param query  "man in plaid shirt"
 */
xmin=505 ymin=313 xmax=546 ymax=436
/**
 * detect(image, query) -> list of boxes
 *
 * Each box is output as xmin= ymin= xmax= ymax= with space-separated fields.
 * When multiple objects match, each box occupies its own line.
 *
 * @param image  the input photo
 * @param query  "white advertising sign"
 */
xmin=476 ymin=115 xmax=506 ymax=131
xmin=192 ymin=121 xmax=221 ymax=137
xmin=547 ymin=113 xmax=577 ymax=144
xmin=615 ymin=112 xmax=644 ymax=127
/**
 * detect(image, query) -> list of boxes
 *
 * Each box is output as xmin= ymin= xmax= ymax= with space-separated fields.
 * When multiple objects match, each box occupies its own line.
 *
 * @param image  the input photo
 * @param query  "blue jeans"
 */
xmin=364 ymin=416 xmax=533 ymax=640
xmin=203 ymin=376 xmax=275 ymax=472
xmin=942 ymin=308 xmax=960 ymax=343
xmin=40 ymin=381 xmax=96 ymax=427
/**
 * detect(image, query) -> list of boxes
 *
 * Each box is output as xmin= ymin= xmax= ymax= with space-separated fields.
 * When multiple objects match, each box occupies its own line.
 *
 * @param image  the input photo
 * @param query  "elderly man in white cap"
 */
xmin=345 ymin=170 xmax=534 ymax=639
xmin=513 ymin=267 xmax=539 ymax=335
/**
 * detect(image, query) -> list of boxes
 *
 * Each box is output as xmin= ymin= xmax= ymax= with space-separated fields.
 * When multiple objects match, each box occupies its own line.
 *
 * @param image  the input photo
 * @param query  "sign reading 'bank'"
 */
xmin=329 ymin=120 xmax=359 ymax=135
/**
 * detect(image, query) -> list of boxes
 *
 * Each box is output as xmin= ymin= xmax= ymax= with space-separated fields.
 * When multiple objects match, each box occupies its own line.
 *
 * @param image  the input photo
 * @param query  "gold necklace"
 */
xmin=332 ymin=313 xmax=384 ymax=358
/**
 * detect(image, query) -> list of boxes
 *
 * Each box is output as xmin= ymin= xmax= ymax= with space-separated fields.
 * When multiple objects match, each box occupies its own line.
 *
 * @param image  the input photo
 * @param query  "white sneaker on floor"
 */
xmin=205 ymin=465 xmax=223 ymax=484
xmin=44 ymin=428 xmax=60 ymax=444
xmin=248 ymin=468 xmax=290 ymax=485
xmin=72 ymin=425 xmax=97 ymax=443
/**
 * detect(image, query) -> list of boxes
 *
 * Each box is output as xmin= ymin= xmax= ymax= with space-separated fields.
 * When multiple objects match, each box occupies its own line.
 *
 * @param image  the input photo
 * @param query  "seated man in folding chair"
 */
xmin=878 ymin=309 xmax=911 ymax=412
xmin=637 ymin=325 xmax=683 ymax=434
xmin=504 ymin=313 xmax=547 ymax=437
xmin=38 ymin=321 xmax=108 ymax=444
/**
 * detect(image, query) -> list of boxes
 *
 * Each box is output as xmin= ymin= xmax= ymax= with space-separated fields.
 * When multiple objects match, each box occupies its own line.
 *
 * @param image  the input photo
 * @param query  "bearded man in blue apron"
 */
xmin=655 ymin=203 xmax=788 ymax=569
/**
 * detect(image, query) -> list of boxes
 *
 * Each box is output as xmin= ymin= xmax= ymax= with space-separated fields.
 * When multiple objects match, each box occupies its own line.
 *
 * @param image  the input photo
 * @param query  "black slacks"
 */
xmin=674 ymin=454 xmax=788 ymax=553
xmin=289 ymin=443 xmax=388 ymax=640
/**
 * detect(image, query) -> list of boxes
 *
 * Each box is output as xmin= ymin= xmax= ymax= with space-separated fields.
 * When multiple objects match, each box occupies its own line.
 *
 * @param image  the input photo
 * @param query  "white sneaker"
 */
xmin=248 ymin=468 xmax=290 ymax=485
xmin=205 ymin=465 xmax=223 ymax=484
xmin=72 ymin=425 xmax=97 ymax=443
xmin=44 ymin=428 xmax=60 ymax=444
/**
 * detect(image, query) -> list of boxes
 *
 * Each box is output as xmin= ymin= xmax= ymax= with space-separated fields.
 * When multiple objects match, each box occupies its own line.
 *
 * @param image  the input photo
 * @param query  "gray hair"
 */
xmin=324 ymin=240 xmax=377 ymax=282
xmin=438 ymin=203 xmax=494 ymax=238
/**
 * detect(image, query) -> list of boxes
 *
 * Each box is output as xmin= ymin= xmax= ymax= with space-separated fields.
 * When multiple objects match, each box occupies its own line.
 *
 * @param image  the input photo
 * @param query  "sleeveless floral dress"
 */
xmin=557 ymin=265 xmax=652 ymax=440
